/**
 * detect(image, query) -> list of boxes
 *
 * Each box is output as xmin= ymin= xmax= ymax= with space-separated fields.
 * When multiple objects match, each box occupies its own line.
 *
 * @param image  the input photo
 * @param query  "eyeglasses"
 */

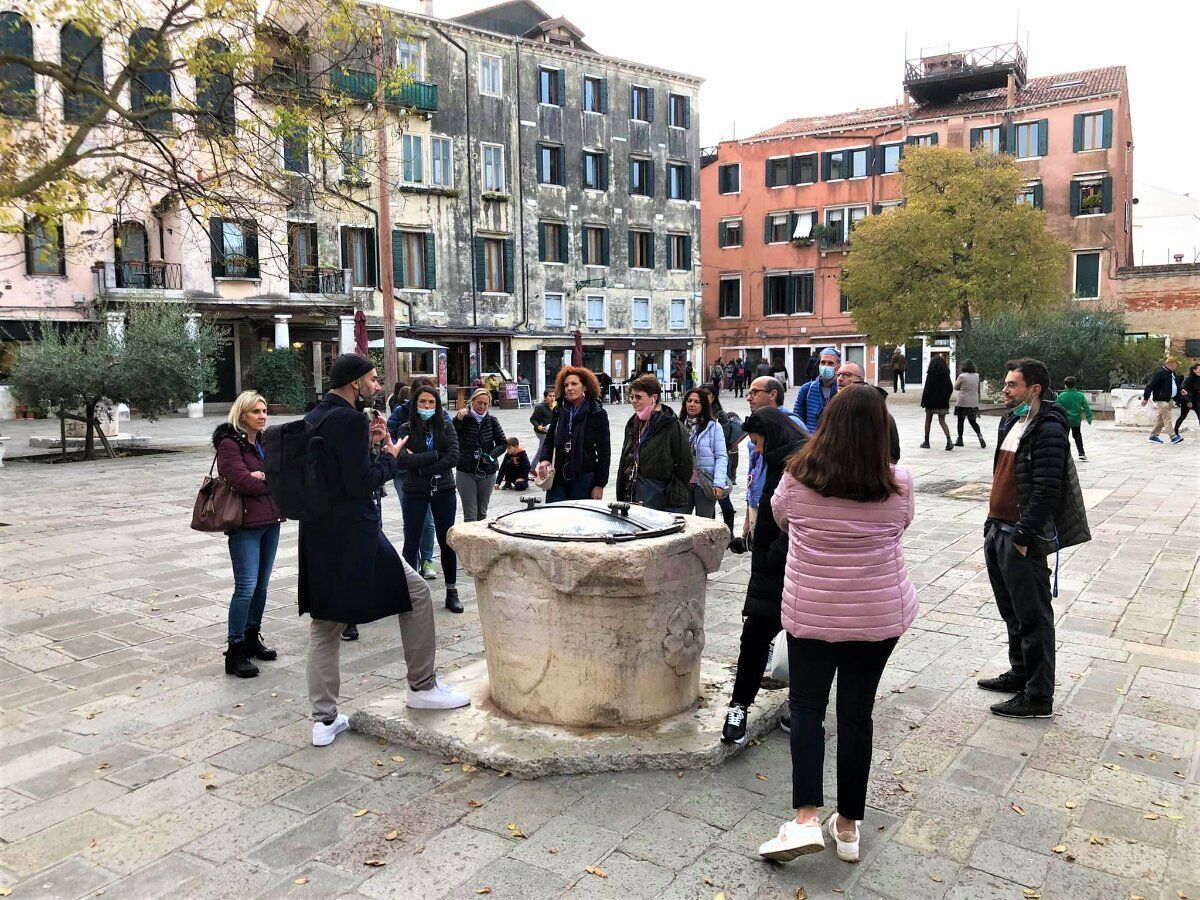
xmin=835 ymin=373 xmax=865 ymax=383
xmin=747 ymin=388 xmax=767 ymax=396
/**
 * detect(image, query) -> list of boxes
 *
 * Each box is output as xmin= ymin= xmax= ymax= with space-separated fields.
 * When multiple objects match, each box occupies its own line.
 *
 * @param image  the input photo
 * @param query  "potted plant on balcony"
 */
xmin=811 ymin=223 xmax=840 ymax=248
xmin=1080 ymin=192 xmax=1104 ymax=212
xmin=790 ymin=232 xmax=814 ymax=248
xmin=249 ymin=347 xmax=308 ymax=413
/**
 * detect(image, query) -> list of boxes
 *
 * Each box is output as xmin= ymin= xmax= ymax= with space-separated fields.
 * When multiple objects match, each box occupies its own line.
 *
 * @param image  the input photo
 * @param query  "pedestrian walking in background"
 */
xmin=700 ymin=386 xmax=741 ymax=539
xmin=721 ymin=406 xmax=807 ymax=746
xmin=756 ymin=359 xmax=773 ymax=378
xmin=396 ymin=384 xmax=464 ymax=613
xmin=682 ymin=388 xmax=728 ymax=519
xmin=454 ymin=388 xmax=506 ymax=522
xmin=530 ymin=388 xmax=556 ymax=458
xmin=1175 ymin=362 xmax=1200 ymax=437
xmin=534 ymin=366 xmax=610 ymax=502
xmin=920 ymin=355 xmax=954 ymax=450
xmin=733 ymin=359 xmax=748 ymax=397
xmin=686 ymin=362 xmax=698 ymax=392
xmin=1057 ymin=376 xmax=1094 ymax=461
xmin=496 ymin=437 xmax=531 ymax=491
xmin=953 ymin=360 xmax=986 ymax=448
xmin=710 ymin=359 xmax=725 ymax=397
xmin=616 ymin=374 xmax=692 ymax=512
xmin=298 ymin=355 xmax=468 ymax=748
xmin=757 ymin=386 xmax=917 ymax=864
xmin=792 ymin=347 xmax=841 ymax=434
xmin=891 ymin=348 xmax=907 ymax=394
xmin=1142 ymin=357 xmax=1183 ymax=444
xmin=387 ymin=377 xmax=441 ymax=581
xmin=979 ymin=359 xmax=1090 ymax=719
xmin=214 ymin=391 xmax=284 ymax=678
xmin=805 ymin=354 xmax=819 ymax=383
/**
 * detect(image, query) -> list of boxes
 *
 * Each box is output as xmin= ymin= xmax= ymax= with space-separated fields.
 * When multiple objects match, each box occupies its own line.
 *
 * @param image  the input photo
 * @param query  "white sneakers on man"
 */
xmin=827 ymin=813 xmax=861 ymax=862
xmin=406 ymin=678 xmax=471 ymax=710
xmin=757 ymin=819 xmax=825 ymax=861
xmin=312 ymin=713 xmax=349 ymax=747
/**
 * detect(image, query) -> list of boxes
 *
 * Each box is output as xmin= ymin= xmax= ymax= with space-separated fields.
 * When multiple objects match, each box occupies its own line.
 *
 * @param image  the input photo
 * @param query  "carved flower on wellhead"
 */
xmin=662 ymin=598 xmax=705 ymax=676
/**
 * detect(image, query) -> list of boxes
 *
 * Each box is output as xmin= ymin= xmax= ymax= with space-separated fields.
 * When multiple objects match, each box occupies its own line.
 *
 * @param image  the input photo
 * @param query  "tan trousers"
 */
xmin=307 ymin=558 xmax=435 ymax=723
xmin=1150 ymin=400 xmax=1173 ymax=437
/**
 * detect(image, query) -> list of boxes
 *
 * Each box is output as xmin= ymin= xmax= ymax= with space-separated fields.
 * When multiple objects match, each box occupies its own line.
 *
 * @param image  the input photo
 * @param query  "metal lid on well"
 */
xmin=488 ymin=499 xmax=685 ymax=543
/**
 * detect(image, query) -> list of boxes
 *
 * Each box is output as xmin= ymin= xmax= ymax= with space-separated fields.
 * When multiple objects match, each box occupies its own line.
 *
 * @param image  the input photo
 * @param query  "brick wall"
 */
xmin=1116 ymin=264 xmax=1200 ymax=352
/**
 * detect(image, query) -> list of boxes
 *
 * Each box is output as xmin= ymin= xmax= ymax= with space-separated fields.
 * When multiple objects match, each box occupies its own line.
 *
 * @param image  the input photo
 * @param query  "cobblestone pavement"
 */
xmin=1 ymin=393 xmax=1197 ymax=899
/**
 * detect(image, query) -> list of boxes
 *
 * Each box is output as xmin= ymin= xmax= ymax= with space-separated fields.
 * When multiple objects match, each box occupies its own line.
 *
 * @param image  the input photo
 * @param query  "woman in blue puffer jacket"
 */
xmin=682 ymin=388 xmax=729 ymax=518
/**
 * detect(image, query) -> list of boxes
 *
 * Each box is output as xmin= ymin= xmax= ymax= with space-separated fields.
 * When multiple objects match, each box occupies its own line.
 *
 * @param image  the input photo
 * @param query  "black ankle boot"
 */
xmin=954 ymin=436 xmax=964 ymax=447
xmin=224 ymin=640 xmax=259 ymax=678
xmin=243 ymin=627 xmax=277 ymax=661
xmin=445 ymin=586 xmax=463 ymax=614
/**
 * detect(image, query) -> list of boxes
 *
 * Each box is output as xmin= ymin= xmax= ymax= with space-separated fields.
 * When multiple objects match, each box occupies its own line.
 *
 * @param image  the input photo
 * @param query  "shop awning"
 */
xmin=367 ymin=336 xmax=447 ymax=351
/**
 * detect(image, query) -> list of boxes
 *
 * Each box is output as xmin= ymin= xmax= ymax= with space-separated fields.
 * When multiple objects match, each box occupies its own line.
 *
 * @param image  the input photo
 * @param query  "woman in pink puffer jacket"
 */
xmin=757 ymin=385 xmax=917 ymax=867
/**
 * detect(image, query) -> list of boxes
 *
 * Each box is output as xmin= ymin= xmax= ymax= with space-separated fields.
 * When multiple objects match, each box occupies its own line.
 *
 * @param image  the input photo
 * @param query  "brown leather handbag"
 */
xmin=190 ymin=453 xmax=244 ymax=533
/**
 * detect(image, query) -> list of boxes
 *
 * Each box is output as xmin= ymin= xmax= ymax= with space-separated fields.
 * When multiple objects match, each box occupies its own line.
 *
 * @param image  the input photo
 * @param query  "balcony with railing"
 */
xmin=330 ymin=69 xmax=438 ymax=112
xmin=102 ymin=260 xmax=184 ymax=297
xmin=288 ymin=267 xmax=352 ymax=299
xmin=903 ymin=42 xmax=1027 ymax=105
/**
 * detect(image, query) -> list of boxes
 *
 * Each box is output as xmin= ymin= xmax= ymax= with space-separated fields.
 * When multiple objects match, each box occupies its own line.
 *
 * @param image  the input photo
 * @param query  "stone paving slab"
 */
xmin=0 ymin=395 xmax=1197 ymax=898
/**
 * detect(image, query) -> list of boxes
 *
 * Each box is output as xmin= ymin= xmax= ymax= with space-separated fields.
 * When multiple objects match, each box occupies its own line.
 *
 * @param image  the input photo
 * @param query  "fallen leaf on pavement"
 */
xmin=364 ymin=859 xmax=386 ymax=867
xmin=930 ymin=875 xmax=943 ymax=883
xmin=1064 ymin=802 xmax=1077 ymax=810
xmin=703 ymin=877 xmax=714 ymax=886
xmin=467 ymin=800 xmax=485 ymax=808
xmin=462 ymin=764 xmax=478 ymax=773
xmin=796 ymin=889 xmax=808 ymax=900
xmin=293 ymin=877 xmax=309 ymax=885
xmin=1167 ymin=814 xmax=1183 ymax=821
xmin=200 ymin=772 xmax=215 ymax=780
xmin=1144 ymin=814 xmax=1160 ymax=820
xmin=373 ymin=759 xmax=384 ymax=767
xmin=1102 ymin=763 xmax=1120 ymax=771
xmin=475 ymin=889 xmax=492 ymax=895
xmin=1089 ymin=835 xmax=1107 ymax=845
xmin=0 ymin=888 xmax=11 ymax=897
xmin=1023 ymin=891 xmax=1040 ymax=899
xmin=755 ymin=773 xmax=769 ymax=781
xmin=391 ymin=755 xmax=405 ymax=763
xmin=714 ymin=893 xmax=725 ymax=900
xmin=1151 ymin=800 xmax=1169 ymax=808
xmin=585 ymin=866 xmax=608 ymax=879
xmin=353 ymin=808 xmax=370 ymax=818
xmin=1051 ymin=845 xmax=1067 ymax=853
xmin=1010 ymin=803 xmax=1026 ymax=816
xmin=384 ymin=830 xmax=399 ymax=841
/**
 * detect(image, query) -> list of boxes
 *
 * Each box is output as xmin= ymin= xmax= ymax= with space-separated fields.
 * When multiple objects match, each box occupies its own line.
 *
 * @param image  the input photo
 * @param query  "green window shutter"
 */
xmin=209 ymin=218 xmax=224 ymax=278
xmin=788 ymin=155 xmax=800 ymax=184
xmin=1004 ymin=123 xmax=1015 ymax=153
xmin=969 ymin=127 xmax=981 ymax=149
xmin=766 ymin=161 xmax=775 ymax=188
xmin=398 ymin=230 xmax=412 ymax=286
xmin=1101 ymin=175 xmax=1113 ymax=214
xmin=1032 ymin=183 xmax=1044 ymax=209
xmin=473 ymin=236 xmax=485 ymax=292
xmin=556 ymin=69 xmax=565 ymax=105
xmin=558 ymin=222 xmax=568 ymax=262
xmin=600 ymin=227 xmax=610 ymax=265
xmin=22 ymin=216 xmax=33 ymax=275
xmin=682 ymin=166 xmax=692 ymax=200
xmin=784 ymin=273 xmax=797 ymax=315
xmin=1101 ymin=109 xmax=1113 ymax=149
xmin=647 ymin=233 xmax=655 ymax=269
xmin=627 ymin=229 xmax=635 ymax=266
xmin=503 ymin=238 xmax=515 ymax=292
xmin=718 ymin=221 xmax=727 ymax=247
xmin=647 ymin=163 xmax=655 ymax=198
xmin=537 ymin=222 xmax=546 ymax=261
xmin=682 ymin=96 xmax=691 ymax=129
xmin=646 ymin=88 xmax=654 ymax=123
xmin=928 ymin=133 xmax=938 ymax=146
xmin=365 ymin=229 xmax=377 ymax=288
xmin=580 ymin=226 xmax=589 ymax=265
xmin=599 ymin=77 xmax=608 ymax=113
xmin=820 ymin=152 xmax=831 ymax=181
xmin=1069 ymin=182 xmax=1081 ymax=217
xmin=1037 ymin=119 xmax=1049 ymax=156
xmin=243 ymin=224 xmax=259 ymax=278
xmin=683 ymin=234 xmax=692 ymax=268
xmin=1072 ymin=114 xmax=1084 ymax=152
xmin=905 ymin=135 xmax=917 ymax=146
xmin=339 ymin=226 xmax=349 ymax=277
xmin=424 ymin=232 xmax=436 ymax=289
xmin=764 ymin=215 xmax=772 ymax=243
xmin=599 ymin=154 xmax=609 ymax=190
xmin=788 ymin=212 xmax=798 ymax=237
xmin=629 ymin=157 xmax=635 ymax=190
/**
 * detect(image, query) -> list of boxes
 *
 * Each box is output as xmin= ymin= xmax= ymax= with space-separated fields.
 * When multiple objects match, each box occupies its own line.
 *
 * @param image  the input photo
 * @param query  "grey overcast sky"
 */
xmin=434 ymin=0 xmax=1200 ymax=200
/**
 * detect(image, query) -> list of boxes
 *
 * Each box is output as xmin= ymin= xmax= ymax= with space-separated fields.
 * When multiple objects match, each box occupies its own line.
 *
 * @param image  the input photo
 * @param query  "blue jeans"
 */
xmin=546 ymin=470 xmax=597 ymax=503
xmin=394 ymin=476 xmax=434 ymax=563
xmin=227 ymin=524 xmax=280 ymax=640
xmin=401 ymin=491 xmax=457 ymax=585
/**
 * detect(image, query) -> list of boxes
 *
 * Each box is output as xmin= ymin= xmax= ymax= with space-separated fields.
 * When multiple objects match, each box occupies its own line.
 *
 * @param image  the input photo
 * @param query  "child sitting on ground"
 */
xmin=495 ymin=437 xmax=531 ymax=491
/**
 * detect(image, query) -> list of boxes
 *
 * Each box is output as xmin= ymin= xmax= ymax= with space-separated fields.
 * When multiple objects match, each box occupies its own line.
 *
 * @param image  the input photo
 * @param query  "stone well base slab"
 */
xmin=29 ymin=434 xmax=149 ymax=449
xmin=350 ymin=659 xmax=785 ymax=779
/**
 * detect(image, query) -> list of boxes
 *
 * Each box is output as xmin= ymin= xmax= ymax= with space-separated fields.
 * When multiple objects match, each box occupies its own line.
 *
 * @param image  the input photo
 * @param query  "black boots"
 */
xmin=243 ymin=628 xmax=277 ymax=661
xmin=224 ymin=641 xmax=259 ymax=678
xmin=341 ymin=624 xmax=359 ymax=641
xmin=445 ymin=586 xmax=463 ymax=614
xmin=955 ymin=436 xmax=964 ymax=447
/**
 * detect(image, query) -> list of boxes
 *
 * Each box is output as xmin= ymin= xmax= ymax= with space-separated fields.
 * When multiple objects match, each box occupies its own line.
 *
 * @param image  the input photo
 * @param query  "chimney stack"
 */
xmin=1006 ymin=73 xmax=1017 ymax=108
xmin=421 ymin=0 xmax=435 ymax=16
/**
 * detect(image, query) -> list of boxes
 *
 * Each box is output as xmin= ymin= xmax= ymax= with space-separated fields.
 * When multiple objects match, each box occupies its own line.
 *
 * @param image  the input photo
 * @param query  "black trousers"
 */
xmin=1069 ymin=424 xmax=1085 ymax=456
xmin=956 ymin=406 xmax=982 ymax=439
xmin=731 ymin=610 xmax=781 ymax=708
xmin=787 ymin=634 xmax=897 ymax=819
xmin=984 ymin=523 xmax=1055 ymax=702
xmin=893 ymin=370 xmax=905 ymax=393
xmin=1175 ymin=403 xmax=1199 ymax=435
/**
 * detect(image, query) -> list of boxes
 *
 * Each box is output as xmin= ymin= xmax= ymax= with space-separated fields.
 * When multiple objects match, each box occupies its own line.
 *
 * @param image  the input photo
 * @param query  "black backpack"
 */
xmin=262 ymin=409 xmax=337 ymax=521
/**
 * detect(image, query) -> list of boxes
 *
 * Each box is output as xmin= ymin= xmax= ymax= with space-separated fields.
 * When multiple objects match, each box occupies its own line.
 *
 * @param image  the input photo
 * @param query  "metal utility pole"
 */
xmin=373 ymin=21 xmax=398 ymax=390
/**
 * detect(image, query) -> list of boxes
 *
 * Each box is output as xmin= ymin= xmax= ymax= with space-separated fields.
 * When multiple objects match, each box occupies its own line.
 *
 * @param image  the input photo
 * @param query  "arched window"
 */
xmin=195 ymin=37 xmax=235 ymax=135
xmin=0 ymin=12 xmax=36 ymax=118
xmin=61 ymin=21 xmax=105 ymax=124
xmin=129 ymin=27 xmax=172 ymax=131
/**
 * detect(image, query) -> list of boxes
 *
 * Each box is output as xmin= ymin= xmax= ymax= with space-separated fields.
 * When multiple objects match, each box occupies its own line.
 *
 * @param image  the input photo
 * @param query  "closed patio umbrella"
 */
xmin=353 ymin=310 xmax=369 ymax=357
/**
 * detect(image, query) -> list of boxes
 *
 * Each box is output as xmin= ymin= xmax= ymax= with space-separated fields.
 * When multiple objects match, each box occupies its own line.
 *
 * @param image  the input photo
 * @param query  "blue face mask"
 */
xmin=819 ymin=365 xmax=835 ymax=381
xmin=417 ymin=407 xmax=436 ymax=421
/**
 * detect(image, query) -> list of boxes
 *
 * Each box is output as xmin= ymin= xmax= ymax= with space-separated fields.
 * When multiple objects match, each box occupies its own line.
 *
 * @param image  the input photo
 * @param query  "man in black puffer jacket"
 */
xmin=978 ymin=358 xmax=1090 ymax=721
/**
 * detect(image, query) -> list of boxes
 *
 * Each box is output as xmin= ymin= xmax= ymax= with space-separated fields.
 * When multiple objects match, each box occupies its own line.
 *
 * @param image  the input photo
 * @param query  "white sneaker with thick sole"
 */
xmin=827 ymin=813 xmax=861 ymax=862
xmin=312 ymin=713 xmax=349 ymax=747
xmin=757 ymin=819 xmax=824 ymax=862
xmin=407 ymin=678 xmax=471 ymax=710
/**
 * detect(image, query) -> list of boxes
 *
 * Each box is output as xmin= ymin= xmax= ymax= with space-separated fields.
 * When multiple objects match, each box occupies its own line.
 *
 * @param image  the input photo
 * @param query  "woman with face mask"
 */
xmin=615 ymin=374 xmax=692 ymax=512
xmin=534 ymin=366 xmax=610 ymax=502
xmin=681 ymin=388 xmax=728 ymax=518
xmin=396 ymin=386 xmax=463 ymax=612
xmin=453 ymin=388 xmax=506 ymax=522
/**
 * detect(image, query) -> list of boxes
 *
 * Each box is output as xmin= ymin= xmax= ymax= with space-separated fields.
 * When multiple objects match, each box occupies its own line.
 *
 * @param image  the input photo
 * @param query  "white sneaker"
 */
xmin=827 ymin=813 xmax=861 ymax=862
xmin=312 ymin=713 xmax=349 ymax=747
xmin=406 ymin=678 xmax=470 ymax=710
xmin=757 ymin=818 xmax=824 ymax=862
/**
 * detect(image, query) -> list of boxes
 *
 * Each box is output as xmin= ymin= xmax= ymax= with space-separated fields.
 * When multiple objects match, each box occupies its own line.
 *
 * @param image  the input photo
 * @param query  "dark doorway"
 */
xmin=517 ymin=349 xmax=536 ymax=387
xmin=444 ymin=341 xmax=470 ymax=386
xmin=211 ymin=327 xmax=237 ymax=401
xmin=792 ymin=347 xmax=812 ymax=385
xmin=905 ymin=343 xmax=923 ymax=384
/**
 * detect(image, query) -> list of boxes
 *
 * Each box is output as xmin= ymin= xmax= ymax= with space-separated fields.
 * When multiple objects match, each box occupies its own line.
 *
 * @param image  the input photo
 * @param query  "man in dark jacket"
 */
xmin=1141 ymin=357 xmax=1182 ymax=444
xmin=300 ymin=355 xmax=468 ymax=748
xmin=979 ymin=358 xmax=1090 ymax=720
xmin=529 ymin=389 xmax=555 ymax=457
xmin=721 ymin=407 xmax=807 ymax=745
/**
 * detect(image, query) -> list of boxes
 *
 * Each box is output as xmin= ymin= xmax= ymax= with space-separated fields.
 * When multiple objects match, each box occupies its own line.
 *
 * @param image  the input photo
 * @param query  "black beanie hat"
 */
xmin=328 ymin=353 xmax=375 ymax=388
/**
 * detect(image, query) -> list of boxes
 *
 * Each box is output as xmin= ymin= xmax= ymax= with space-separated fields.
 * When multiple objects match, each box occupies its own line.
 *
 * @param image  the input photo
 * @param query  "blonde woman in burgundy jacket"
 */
xmin=757 ymin=385 xmax=918 ymax=867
